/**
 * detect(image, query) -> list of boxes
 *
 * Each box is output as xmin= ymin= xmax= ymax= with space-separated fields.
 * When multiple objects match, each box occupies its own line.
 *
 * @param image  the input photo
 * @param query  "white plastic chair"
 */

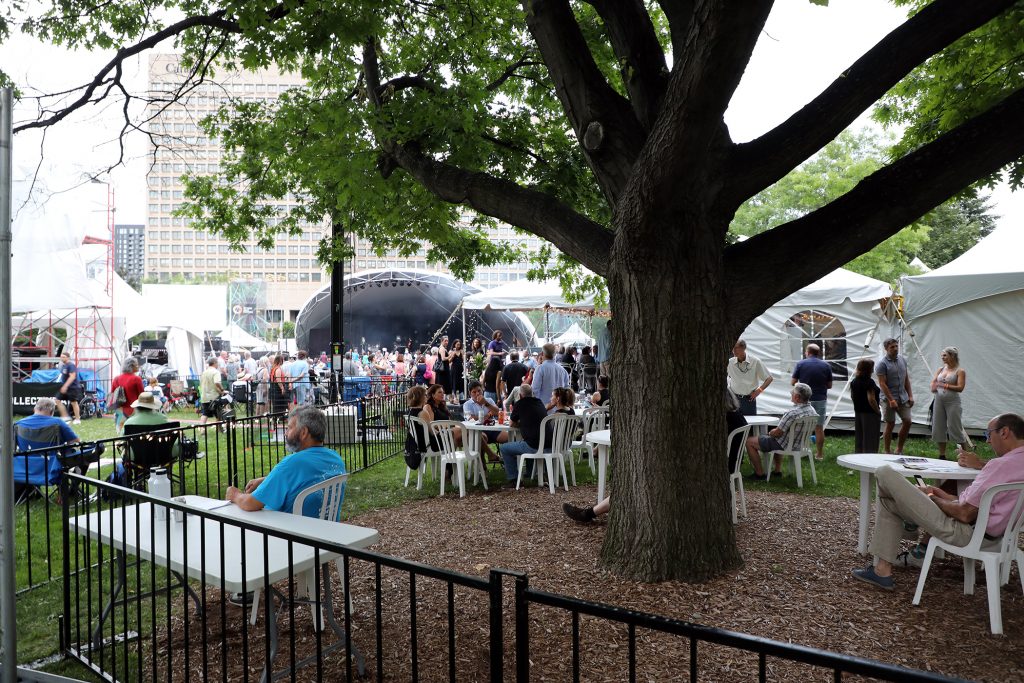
xmin=912 ymin=482 xmax=1024 ymax=634
xmin=573 ymin=406 xmax=608 ymax=473
xmin=727 ymin=424 xmax=752 ymax=524
xmin=430 ymin=420 xmax=486 ymax=497
xmin=250 ymin=472 xmax=349 ymax=628
xmin=404 ymin=415 xmax=442 ymax=489
xmin=517 ymin=414 xmax=578 ymax=494
xmin=763 ymin=415 xmax=818 ymax=487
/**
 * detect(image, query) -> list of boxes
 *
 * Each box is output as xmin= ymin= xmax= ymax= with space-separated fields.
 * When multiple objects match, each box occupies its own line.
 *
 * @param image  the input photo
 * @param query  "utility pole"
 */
xmin=329 ymin=219 xmax=344 ymax=402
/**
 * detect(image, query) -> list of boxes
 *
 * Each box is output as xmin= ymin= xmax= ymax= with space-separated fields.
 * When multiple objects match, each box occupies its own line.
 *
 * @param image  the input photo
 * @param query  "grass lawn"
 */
xmin=15 ymin=412 xmax=994 ymax=679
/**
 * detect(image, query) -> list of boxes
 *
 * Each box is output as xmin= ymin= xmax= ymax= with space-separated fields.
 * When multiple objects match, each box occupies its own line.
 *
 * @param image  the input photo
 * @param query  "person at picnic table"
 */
xmin=421 ymin=383 xmax=463 ymax=446
xmin=876 ymin=338 xmax=915 ymax=455
xmin=226 ymin=406 xmax=347 ymax=516
xmin=532 ymin=343 xmax=570 ymax=411
xmin=591 ymin=375 xmax=610 ymax=407
xmin=851 ymin=413 xmax=1024 ymax=590
xmin=462 ymin=380 xmax=508 ymax=462
xmin=727 ymin=340 xmax=774 ymax=417
xmin=743 ymin=382 xmax=817 ymax=480
xmin=497 ymin=383 xmax=549 ymax=487
xmin=791 ymin=343 xmax=832 ymax=461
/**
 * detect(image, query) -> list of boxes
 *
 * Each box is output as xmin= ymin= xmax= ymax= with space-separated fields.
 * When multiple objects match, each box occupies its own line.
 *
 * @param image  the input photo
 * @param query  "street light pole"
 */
xmin=329 ymin=219 xmax=344 ymax=402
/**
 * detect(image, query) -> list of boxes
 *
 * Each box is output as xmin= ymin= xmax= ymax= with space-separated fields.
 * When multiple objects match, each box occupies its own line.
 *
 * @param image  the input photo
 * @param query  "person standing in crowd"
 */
xmin=414 ymin=353 xmax=429 ymax=385
xmin=597 ymin=319 xmax=611 ymax=377
xmin=591 ymin=375 xmax=610 ymax=407
xmin=254 ymin=355 xmax=270 ymax=416
xmin=850 ymin=359 xmax=881 ymax=453
xmin=242 ymin=350 xmax=258 ymax=378
xmin=727 ymin=340 xmax=774 ymax=416
xmin=487 ymin=330 xmax=508 ymax=360
xmin=226 ymin=354 xmax=240 ymax=383
xmin=111 ymin=357 xmax=144 ymax=434
xmin=342 ymin=351 xmax=360 ymax=377
xmin=436 ymin=336 xmax=453 ymax=400
xmin=501 ymin=351 xmax=529 ymax=398
xmin=269 ymin=353 xmax=291 ymax=414
xmin=289 ymin=350 xmax=311 ymax=406
xmin=931 ymin=346 xmax=972 ymax=459
xmin=791 ymin=343 xmax=832 ymax=461
xmin=482 ymin=354 xmax=504 ymax=404
xmin=532 ymin=343 xmax=570 ymax=410
xmin=449 ymin=339 xmax=465 ymax=401
xmin=217 ymin=349 xmax=229 ymax=378
xmin=199 ymin=357 xmax=224 ymax=426
xmin=54 ymin=351 xmax=82 ymax=424
xmin=876 ymin=338 xmax=915 ymax=455
xmin=393 ymin=352 xmax=409 ymax=379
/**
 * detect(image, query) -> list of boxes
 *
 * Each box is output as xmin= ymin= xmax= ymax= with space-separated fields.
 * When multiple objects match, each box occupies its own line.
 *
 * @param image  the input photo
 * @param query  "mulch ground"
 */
xmin=155 ymin=484 xmax=1024 ymax=682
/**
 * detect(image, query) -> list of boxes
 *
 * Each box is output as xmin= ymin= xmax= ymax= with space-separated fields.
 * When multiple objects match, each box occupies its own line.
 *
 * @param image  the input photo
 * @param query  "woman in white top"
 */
xmin=930 ymin=346 xmax=971 ymax=459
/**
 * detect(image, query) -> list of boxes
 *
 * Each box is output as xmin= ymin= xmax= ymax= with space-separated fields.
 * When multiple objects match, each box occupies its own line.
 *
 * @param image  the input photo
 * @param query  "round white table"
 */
xmin=585 ymin=429 xmax=611 ymax=504
xmin=461 ymin=420 xmax=516 ymax=460
xmin=836 ymin=453 xmax=981 ymax=555
xmin=744 ymin=415 xmax=779 ymax=427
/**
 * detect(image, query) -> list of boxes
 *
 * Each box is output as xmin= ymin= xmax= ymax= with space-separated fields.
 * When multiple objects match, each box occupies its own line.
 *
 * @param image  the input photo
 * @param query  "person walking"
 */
xmin=930 ymin=346 xmax=972 ymax=459
xmin=110 ymin=357 xmax=144 ymax=434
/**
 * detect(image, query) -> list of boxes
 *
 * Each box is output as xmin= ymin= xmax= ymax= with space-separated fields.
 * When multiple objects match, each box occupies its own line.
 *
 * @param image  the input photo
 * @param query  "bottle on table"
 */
xmin=148 ymin=468 xmax=172 ymax=521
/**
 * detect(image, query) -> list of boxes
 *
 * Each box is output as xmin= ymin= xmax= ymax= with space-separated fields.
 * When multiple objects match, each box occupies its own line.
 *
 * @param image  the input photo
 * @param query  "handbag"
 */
xmin=105 ymin=385 xmax=126 ymax=411
xmin=432 ymin=358 xmax=444 ymax=373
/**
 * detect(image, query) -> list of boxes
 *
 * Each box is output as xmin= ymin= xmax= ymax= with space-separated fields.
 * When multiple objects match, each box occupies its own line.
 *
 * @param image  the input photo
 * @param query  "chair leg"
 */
xmin=439 ymin=462 xmax=447 ymax=496
xmin=566 ymin=452 xmax=576 ymax=487
xmin=964 ymin=557 xmax=977 ymax=596
xmin=558 ymin=457 xmax=569 ymax=492
xmin=404 ymin=466 xmax=412 ymax=488
xmin=730 ymin=482 xmax=738 ymax=525
xmin=249 ymin=588 xmax=262 ymax=626
xmin=545 ymin=458 xmax=556 ymax=494
xmin=808 ymin=454 xmax=817 ymax=485
xmin=738 ymin=477 xmax=747 ymax=518
xmin=456 ymin=461 xmax=466 ymax=498
xmin=912 ymin=542 xmax=939 ymax=606
xmin=983 ymin=557 xmax=1003 ymax=634
xmin=515 ymin=457 xmax=525 ymax=490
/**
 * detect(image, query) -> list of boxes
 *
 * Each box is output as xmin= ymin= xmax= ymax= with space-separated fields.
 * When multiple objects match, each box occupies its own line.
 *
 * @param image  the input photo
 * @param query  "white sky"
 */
xmin=1 ymin=0 xmax=1021 ymax=236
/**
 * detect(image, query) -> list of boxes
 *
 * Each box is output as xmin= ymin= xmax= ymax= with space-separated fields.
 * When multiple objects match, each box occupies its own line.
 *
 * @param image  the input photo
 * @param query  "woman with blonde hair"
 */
xmin=930 ymin=346 xmax=971 ymax=458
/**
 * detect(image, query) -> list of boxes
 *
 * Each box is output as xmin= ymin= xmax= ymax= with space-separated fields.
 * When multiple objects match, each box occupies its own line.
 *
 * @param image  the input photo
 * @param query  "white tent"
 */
xmin=552 ymin=322 xmax=595 ymax=347
xmin=899 ymin=225 xmax=1024 ymax=429
xmin=218 ymin=322 xmax=271 ymax=351
xmin=737 ymin=268 xmax=894 ymax=418
xmin=461 ymin=279 xmax=597 ymax=311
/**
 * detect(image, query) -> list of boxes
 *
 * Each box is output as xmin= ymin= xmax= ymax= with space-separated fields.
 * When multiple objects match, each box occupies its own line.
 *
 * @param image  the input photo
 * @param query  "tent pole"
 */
xmin=461 ymin=305 xmax=467 ymax=399
xmin=0 ymin=86 xmax=18 ymax=683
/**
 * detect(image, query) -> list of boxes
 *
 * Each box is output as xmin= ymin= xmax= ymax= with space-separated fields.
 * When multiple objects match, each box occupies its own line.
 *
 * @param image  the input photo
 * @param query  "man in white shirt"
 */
xmin=727 ymin=340 xmax=773 ymax=416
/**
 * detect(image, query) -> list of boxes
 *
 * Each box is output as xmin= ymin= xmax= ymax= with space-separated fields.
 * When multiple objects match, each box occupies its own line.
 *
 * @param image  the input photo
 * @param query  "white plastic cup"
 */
xmin=171 ymin=496 xmax=187 ymax=523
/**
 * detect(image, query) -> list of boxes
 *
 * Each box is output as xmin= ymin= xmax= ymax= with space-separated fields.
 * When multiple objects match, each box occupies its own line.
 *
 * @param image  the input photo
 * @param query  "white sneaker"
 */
xmin=72 ymin=419 xmax=81 ymax=425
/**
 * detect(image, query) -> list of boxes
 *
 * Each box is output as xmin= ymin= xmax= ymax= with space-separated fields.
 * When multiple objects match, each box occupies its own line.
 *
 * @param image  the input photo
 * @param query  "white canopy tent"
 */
xmin=899 ymin=224 xmax=1024 ymax=429
xmin=218 ymin=322 xmax=271 ymax=351
xmin=551 ymin=322 xmax=595 ymax=348
xmin=461 ymin=279 xmax=598 ymax=312
xmin=736 ymin=268 xmax=894 ymax=419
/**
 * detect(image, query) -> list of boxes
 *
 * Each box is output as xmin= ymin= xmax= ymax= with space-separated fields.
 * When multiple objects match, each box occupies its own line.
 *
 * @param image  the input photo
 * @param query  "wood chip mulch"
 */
xmin=155 ymin=484 xmax=1024 ymax=681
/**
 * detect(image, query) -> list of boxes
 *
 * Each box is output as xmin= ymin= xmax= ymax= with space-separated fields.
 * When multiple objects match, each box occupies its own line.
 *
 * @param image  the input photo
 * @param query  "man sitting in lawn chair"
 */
xmin=13 ymin=397 xmax=100 ymax=502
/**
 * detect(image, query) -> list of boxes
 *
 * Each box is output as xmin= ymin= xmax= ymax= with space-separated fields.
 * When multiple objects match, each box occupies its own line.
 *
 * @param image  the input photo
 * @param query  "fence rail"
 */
xmin=57 ymin=475 xmax=966 ymax=683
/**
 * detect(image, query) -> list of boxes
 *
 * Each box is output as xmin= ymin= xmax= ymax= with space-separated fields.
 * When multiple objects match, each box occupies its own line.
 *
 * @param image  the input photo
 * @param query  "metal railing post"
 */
xmin=360 ymin=397 xmax=368 ymax=470
xmin=488 ymin=570 xmax=505 ymax=683
xmin=515 ymin=573 xmax=530 ymax=683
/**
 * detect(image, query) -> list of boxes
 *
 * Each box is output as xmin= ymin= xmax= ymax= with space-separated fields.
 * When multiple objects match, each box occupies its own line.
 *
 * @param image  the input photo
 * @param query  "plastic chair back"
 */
xmin=429 ymin=420 xmax=464 ymax=456
xmin=292 ymin=473 xmax=349 ymax=522
xmin=406 ymin=415 xmax=431 ymax=452
xmin=727 ymin=424 xmax=751 ymax=477
xmin=780 ymin=415 xmax=817 ymax=452
xmin=540 ymin=413 xmax=578 ymax=455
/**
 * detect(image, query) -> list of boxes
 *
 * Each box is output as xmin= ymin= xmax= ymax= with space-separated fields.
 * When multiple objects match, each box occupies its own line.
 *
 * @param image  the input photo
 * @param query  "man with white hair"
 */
xmin=744 ymin=383 xmax=817 ymax=480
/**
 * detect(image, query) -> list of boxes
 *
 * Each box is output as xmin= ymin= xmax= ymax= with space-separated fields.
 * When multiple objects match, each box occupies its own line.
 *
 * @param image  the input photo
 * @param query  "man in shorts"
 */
xmin=791 ymin=343 xmax=832 ymax=460
xmin=199 ymin=357 xmax=224 ymax=426
xmin=876 ymin=338 xmax=914 ymax=455
xmin=54 ymin=351 xmax=82 ymax=424
xmin=744 ymin=383 xmax=818 ymax=479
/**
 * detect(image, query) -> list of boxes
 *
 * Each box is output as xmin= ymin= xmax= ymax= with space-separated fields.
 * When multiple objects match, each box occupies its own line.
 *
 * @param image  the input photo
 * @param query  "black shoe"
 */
xmin=746 ymin=473 xmax=767 ymax=481
xmin=563 ymin=503 xmax=596 ymax=523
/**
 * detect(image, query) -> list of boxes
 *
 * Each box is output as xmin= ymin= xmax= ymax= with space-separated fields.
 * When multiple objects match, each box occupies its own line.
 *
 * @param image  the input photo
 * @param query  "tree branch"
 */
xmin=485 ymin=53 xmax=542 ymax=92
xmin=586 ymin=0 xmax=668 ymax=130
xmin=522 ymin=0 xmax=646 ymax=209
xmin=728 ymin=0 xmax=1020 ymax=203
xmin=387 ymin=141 xmax=613 ymax=275
xmin=14 ymin=11 xmax=240 ymax=133
xmin=724 ymin=85 xmax=1024 ymax=333
xmin=655 ymin=0 xmax=694 ymax=59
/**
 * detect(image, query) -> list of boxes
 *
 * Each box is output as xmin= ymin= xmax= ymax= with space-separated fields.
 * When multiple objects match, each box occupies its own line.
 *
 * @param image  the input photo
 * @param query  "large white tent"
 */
xmin=899 ymin=225 xmax=1024 ymax=429
xmin=737 ymin=268 xmax=894 ymax=419
xmin=461 ymin=279 xmax=597 ymax=311
xmin=218 ymin=322 xmax=271 ymax=351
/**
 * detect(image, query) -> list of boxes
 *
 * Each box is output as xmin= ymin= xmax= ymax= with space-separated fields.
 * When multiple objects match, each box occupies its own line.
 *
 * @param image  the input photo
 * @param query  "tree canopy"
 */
xmin=7 ymin=0 xmax=1024 ymax=582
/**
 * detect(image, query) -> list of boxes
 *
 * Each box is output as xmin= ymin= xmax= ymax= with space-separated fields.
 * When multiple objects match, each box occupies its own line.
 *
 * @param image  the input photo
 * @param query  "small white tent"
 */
xmin=737 ymin=268 xmax=893 ymax=418
xmin=218 ymin=322 xmax=271 ymax=351
xmin=900 ymin=224 xmax=1024 ymax=429
xmin=552 ymin=322 xmax=595 ymax=348
xmin=461 ymin=279 xmax=597 ymax=311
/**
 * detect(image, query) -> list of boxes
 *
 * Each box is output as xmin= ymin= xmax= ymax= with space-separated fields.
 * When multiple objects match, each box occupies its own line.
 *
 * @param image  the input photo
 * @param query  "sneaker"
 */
xmin=746 ymin=473 xmax=767 ymax=481
xmin=562 ymin=503 xmax=596 ymax=523
xmin=72 ymin=419 xmax=81 ymax=425
xmin=852 ymin=565 xmax=895 ymax=590
xmin=897 ymin=549 xmax=923 ymax=568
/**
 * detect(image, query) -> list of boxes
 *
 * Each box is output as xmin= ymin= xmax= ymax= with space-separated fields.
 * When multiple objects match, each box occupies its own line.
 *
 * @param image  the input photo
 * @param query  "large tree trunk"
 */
xmin=599 ymin=219 xmax=743 ymax=582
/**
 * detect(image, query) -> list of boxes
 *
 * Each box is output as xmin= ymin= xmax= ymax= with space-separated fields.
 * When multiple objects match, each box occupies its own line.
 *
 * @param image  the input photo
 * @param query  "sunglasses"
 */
xmin=985 ymin=426 xmax=1003 ymax=440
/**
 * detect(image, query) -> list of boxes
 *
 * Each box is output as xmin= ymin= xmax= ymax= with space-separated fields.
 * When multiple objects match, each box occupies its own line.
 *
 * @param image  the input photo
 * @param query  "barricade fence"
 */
xmin=14 ymin=390 xmax=408 ymax=593
xmin=59 ymin=474 xmax=964 ymax=683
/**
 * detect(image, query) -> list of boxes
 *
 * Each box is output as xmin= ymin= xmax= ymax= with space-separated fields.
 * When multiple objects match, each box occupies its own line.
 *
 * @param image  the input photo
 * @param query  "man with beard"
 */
xmin=226 ymin=405 xmax=346 ymax=517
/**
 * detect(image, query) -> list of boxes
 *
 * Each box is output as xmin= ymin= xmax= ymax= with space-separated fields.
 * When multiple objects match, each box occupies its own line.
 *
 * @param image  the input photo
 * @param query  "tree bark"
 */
xmin=600 ymin=216 xmax=743 ymax=582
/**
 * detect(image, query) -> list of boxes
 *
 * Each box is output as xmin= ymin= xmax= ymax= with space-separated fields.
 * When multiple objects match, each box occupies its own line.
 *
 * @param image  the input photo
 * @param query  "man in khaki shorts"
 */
xmin=875 ymin=338 xmax=914 ymax=454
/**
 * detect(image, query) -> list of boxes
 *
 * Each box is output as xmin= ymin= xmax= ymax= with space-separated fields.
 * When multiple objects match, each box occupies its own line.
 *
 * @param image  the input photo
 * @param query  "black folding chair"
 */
xmin=122 ymin=421 xmax=182 ymax=493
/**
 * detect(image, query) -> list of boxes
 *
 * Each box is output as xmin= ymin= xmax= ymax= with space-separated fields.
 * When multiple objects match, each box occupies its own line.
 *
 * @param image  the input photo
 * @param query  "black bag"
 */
xmin=105 ymin=385 xmax=126 ymax=411
xmin=404 ymin=432 xmax=423 ymax=469
xmin=432 ymin=358 xmax=444 ymax=373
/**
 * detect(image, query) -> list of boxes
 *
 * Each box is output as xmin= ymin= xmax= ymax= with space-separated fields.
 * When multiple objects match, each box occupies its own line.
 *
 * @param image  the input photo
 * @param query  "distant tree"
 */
xmin=914 ymin=196 xmax=997 ymax=269
xmin=281 ymin=321 xmax=296 ymax=339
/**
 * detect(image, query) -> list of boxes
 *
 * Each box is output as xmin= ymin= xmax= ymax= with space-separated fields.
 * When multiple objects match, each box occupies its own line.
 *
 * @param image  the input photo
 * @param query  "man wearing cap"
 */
xmin=124 ymin=391 xmax=180 ymax=458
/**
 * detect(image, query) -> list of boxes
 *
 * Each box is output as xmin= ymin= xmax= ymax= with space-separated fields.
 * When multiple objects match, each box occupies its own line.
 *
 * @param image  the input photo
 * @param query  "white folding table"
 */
xmin=69 ymin=495 xmax=379 ymax=682
xmin=836 ymin=453 xmax=980 ymax=555
xmin=585 ymin=429 xmax=611 ymax=504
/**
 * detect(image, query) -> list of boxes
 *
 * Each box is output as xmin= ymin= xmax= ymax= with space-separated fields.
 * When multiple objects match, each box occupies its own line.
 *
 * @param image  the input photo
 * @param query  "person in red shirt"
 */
xmin=110 ymin=357 xmax=144 ymax=433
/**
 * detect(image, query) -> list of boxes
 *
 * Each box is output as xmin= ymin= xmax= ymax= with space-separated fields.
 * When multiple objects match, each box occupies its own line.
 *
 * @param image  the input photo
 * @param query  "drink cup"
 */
xmin=171 ymin=496 xmax=187 ymax=523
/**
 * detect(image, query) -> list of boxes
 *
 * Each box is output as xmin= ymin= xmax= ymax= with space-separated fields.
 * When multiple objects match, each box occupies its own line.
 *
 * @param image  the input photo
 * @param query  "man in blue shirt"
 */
xmin=226 ymin=405 xmax=346 ymax=518
xmin=54 ymin=351 xmax=83 ymax=424
xmin=15 ymin=398 xmax=80 ymax=487
xmin=289 ymin=350 xmax=312 ymax=406
xmin=531 ymin=343 xmax=570 ymax=411
xmin=791 ymin=343 xmax=832 ymax=461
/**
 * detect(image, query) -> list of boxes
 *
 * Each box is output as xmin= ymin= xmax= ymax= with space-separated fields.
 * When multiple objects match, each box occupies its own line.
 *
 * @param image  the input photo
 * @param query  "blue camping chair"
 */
xmin=14 ymin=421 xmax=102 ymax=503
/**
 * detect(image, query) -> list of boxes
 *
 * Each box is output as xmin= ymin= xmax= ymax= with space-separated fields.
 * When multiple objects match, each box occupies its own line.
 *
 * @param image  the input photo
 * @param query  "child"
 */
xmin=146 ymin=377 xmax=169 ymax=413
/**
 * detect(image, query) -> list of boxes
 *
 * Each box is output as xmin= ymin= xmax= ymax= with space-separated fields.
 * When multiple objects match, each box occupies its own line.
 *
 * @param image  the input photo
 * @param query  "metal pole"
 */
xmin=329 ymin=220 xmax=344 ymax=403
xmin=0 ymin=86 xmax=19 ymax=682
xmin=461 ymin=306 xmax=467 ymax=398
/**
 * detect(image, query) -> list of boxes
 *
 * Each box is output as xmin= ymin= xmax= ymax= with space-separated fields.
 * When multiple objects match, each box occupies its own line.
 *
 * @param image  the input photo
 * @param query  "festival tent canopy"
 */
xmin=218 ymin=322 xmax=271 ymax=351
xmin=461 ymin=279 xmax=597 ymax=311
xmin=736 ymin=268 xmax=894 ymax=419
xmin=899 ymin=224 xmax=1024 ymax=429
xmin=551 ymin=322 xmax=595 ymax=348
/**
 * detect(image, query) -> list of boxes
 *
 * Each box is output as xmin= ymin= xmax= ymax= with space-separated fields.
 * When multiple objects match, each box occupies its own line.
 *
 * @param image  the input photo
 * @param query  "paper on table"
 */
xmin=185 ymin=497 xmax=234 ymax=512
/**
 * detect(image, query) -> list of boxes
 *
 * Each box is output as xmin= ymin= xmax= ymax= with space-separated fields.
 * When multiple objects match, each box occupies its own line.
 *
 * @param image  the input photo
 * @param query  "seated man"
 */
xmin=743 ymin=382 xmax=817 ymax=480
xmin=852 ymin=413 xmax=1024 ymax=590
xmin=462 ymin=380 xmax=509 ymax=461
xmin=226 ymin=405 xmax=347 ymax=517
xmin=14 ymin=397 xmax=81 ymax=488
xmin=497 ymin=384 xmax=549 ymax=486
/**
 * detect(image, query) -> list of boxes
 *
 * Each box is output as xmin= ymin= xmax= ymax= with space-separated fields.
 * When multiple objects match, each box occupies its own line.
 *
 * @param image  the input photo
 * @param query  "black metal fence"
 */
xmin=59 ymin=474 xmax=966 ymax=683
xmin=14 ymin=390 xmax=409 ymax=593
